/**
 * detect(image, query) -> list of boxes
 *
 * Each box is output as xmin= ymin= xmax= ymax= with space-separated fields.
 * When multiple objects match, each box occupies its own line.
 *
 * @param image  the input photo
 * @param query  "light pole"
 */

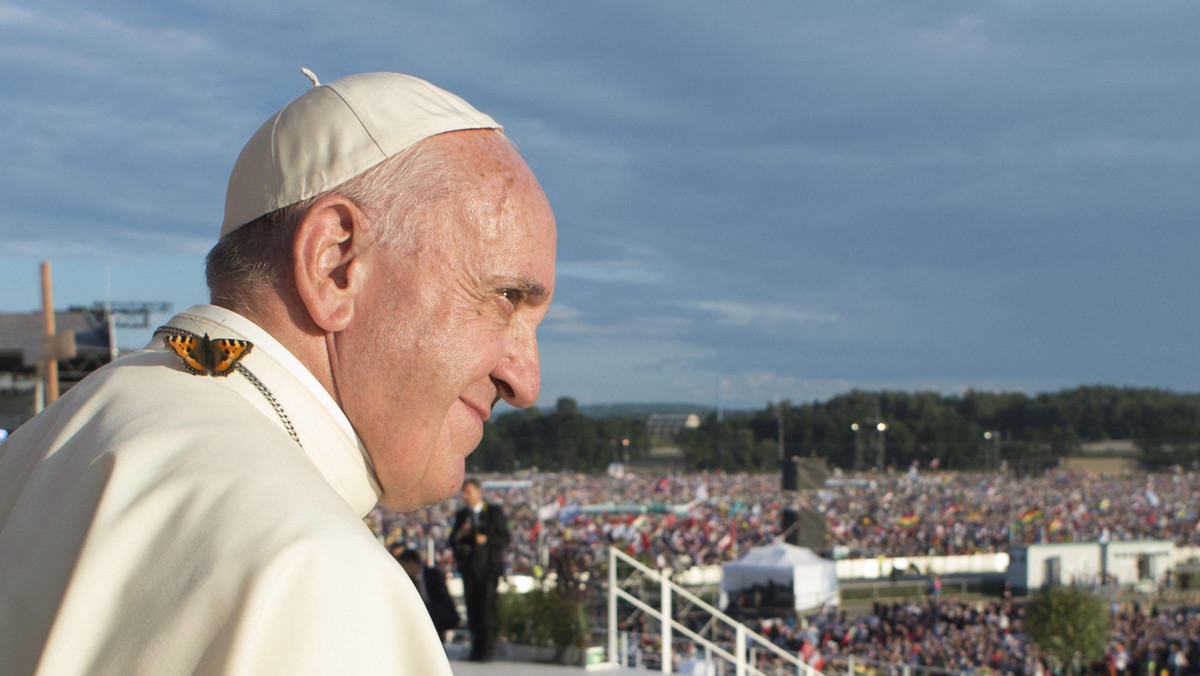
xmin=775 ymin=400 xmax=789 ymax=464
xmin=876 ymin=422 xmax=888 ymax=472
xmin=851 ymin=423 xmax=862 ymax=472
xmin=983 ymin=431 xmax=1000 ymax=471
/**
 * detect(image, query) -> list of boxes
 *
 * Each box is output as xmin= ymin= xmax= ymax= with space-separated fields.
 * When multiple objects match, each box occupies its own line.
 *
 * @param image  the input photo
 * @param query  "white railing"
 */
xmin=606 ymin=547 xmax=823 ymax=676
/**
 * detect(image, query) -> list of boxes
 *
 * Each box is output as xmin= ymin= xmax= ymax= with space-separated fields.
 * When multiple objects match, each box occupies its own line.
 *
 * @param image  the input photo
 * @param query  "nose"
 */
xmin=491 ymin=329 xmax=541 ymax=409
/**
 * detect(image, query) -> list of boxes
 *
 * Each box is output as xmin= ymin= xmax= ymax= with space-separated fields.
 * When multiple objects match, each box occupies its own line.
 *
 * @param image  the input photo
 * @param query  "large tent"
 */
xmin=719 ymin=543 xmax=839 ymax=613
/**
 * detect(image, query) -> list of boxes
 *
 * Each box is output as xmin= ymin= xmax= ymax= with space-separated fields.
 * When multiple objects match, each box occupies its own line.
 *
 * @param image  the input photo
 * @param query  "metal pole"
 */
xmin=661 ymin=573 xmax=673 ymax=674
xmin=735 ymin=624 xmax=746 ymax=676
xmin=775 ymin=400 xmax=789 ymax=465
xmin=609 ymin=548 xmax=619 ymax=667
xmin=876 ymin=422 xmax=887 ymax=472
xmin=851 ymin=423 xmax=861 ymax=472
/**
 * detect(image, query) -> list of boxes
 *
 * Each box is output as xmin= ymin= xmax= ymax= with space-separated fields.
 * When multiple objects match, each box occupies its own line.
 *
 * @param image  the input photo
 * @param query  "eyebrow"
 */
xmin=508 ymin=279 xmax=549 ymax=299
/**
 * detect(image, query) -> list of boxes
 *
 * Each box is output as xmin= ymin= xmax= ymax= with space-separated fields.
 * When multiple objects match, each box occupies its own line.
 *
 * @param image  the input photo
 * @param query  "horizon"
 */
xmin=512 ymin=383 xmax=1200 ymax=417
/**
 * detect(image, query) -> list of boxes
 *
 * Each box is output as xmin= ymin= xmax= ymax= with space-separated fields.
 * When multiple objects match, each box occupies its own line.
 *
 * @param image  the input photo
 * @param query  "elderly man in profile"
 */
xmin=0 ymin=71 xmax=555 ymax=675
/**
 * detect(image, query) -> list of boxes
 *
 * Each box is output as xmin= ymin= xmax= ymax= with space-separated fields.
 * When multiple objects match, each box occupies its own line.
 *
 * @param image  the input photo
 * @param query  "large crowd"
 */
xmin=619 ymin=597 xmax=1200 ymax=675
xmin=745 ymin=599 xmax=1200 ymax=676
xmin=368 ymin=467 xmax=1200 ymax=576
xmin=368 ymin=468 xmax=1200 ymax=675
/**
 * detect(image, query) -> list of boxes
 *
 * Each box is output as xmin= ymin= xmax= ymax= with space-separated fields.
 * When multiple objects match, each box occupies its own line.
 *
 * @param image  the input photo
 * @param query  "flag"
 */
xmin=898 ymin=515 xmax=919 ymax=528
xmin=557 ymin=500 xmax=581 ymax=523
xmin=537 ymin=501 xmax=560 ymax=521
xmin=717 ymin=523 xmax=736 ymax=550
xmin=1019 ymin=508 xmax=1043 ymax=524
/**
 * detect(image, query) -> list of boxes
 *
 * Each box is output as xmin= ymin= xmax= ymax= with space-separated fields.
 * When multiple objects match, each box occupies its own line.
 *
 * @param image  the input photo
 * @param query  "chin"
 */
xmin=424 ymin=455 xmax=468 ymax=507
xmin=378 ymin=464 xmax=463 ymax=512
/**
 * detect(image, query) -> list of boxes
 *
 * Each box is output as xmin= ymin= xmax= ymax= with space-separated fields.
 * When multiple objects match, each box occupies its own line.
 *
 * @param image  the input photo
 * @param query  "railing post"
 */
xmin=609 ymin=548 xmax=618 ymax=666
xmin=735 ymin=623 xmax=746 ymax=676
xmin=661 ymin=572 xmax=673 ymax=674
xmin=848 ymin=654 xmax=855 ymax=676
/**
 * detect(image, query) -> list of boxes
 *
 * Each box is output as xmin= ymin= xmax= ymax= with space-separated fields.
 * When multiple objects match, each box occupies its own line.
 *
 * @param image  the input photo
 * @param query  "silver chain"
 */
xmin=153 ymin=325 xmax=303 ymax=449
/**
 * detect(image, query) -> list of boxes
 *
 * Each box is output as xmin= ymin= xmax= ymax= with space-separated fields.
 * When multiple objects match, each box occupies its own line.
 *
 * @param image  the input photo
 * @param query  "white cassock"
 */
xmin=0 ymin=305 xmax=452 ymax=676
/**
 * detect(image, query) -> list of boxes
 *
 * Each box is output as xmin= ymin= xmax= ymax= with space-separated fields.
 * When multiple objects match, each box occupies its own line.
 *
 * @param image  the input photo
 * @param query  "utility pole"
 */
xmin=23 ymin=262 xmax=76 ymax=411
xmin=40 ymin=262 xmax=59 ymax=406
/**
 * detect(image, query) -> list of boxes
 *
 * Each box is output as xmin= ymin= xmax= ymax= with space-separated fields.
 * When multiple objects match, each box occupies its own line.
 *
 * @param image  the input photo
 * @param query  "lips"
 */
xmin=461 ymin=397 xmax=491 ymax=425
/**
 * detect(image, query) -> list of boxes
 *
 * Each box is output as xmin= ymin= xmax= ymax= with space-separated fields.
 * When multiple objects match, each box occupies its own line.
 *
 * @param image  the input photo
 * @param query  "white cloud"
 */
xmin=910 ymin=13 xmax=990 ymax=53
xmin=557 ymin=261 xmax=665 ymax=285
xmin=688 ymin=300 xmax=840 ymax=329
xmin=543 ymin=303 xmax=691 ymax=340
xmin=0 ymin=4 xmax=228 ymax=82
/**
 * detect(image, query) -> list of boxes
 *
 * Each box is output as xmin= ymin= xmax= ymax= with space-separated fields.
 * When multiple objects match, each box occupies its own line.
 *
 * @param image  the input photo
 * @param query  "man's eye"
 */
xmin=496 ymin=288 xmax=525 ymax=307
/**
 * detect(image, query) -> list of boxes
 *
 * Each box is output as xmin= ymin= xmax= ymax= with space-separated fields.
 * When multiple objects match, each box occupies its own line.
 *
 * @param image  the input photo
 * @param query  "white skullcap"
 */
xmin=221 ymin=70 xmax=502 ymax=239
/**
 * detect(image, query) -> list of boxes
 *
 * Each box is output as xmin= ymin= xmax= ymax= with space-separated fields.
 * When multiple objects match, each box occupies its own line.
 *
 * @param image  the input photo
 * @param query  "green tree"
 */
xmin=1025 ymin=586 xmax=1110 ymax=675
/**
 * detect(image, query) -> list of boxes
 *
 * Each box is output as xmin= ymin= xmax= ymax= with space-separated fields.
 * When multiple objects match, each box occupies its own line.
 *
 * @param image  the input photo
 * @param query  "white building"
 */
xmin=1006 ymin=540 xmax=1176 ymax=593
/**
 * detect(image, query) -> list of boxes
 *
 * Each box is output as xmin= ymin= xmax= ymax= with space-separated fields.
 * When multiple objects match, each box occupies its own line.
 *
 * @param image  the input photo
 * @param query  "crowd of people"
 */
xmin=618 ymin=598 xmax=1200 ymax=675
xmin=364 ymin=467 xmax=1200 ymax=674
xmin=734 ymin=599 xmax=1200 ymax=676
xmin=751 ymin=598 xmax=1033 ymax=675
xmin=368 ymin=467 xmax=1200 ymax=576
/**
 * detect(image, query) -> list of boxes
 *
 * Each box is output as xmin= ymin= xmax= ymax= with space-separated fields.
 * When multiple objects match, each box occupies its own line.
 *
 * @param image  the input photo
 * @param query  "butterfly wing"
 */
xmin=164 ymin=334 xmax=209 ymax=375
xmin=209 ymin=338 xmax=253 ymax=377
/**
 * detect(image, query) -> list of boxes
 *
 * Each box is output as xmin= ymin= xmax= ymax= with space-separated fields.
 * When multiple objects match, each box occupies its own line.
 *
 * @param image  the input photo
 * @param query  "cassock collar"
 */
xmin=151 ymin=304 xmax=383 ymax=516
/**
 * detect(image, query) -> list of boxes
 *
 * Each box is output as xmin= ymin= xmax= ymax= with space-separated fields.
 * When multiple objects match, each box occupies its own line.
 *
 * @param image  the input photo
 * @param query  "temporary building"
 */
xmin=719 ymin=542 xmax=839 ymax=613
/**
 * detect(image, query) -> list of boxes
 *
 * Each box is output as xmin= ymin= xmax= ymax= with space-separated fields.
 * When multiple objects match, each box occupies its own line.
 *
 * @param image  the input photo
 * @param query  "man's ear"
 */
xmin=292 ymin=195 xmax=371 ymax=332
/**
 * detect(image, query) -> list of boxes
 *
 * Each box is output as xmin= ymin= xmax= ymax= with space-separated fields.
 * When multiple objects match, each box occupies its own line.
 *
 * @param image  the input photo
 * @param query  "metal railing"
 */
xmin=606 ymin=547 xmax=824 ymax=676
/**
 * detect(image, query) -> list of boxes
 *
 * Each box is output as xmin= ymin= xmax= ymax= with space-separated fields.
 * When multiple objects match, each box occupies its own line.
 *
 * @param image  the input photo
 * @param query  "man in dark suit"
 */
xmin=450 ymin=478 xmax=510 ymax=662
xmin=394 ymin=548 xmax=460 ymax=642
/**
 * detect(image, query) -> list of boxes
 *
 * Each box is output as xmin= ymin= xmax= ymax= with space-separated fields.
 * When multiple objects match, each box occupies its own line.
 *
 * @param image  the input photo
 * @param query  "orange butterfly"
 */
xmin=164 ymin=333 xmax=253 ymax=377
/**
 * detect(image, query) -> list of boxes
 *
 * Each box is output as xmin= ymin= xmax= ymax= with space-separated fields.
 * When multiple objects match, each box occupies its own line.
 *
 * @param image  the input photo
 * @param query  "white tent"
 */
xmin=718 ymin=542 xmax=839 ymax=613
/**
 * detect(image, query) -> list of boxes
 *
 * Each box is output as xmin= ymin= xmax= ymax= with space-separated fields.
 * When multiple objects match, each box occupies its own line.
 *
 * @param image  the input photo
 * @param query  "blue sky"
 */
xmin=1 ymin=1 xmax=1197 ymax=409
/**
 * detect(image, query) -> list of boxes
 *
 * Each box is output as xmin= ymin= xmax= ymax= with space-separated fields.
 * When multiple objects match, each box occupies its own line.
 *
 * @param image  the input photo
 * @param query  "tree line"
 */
xmin=469 ymin=386 xmax=1200 ymax=474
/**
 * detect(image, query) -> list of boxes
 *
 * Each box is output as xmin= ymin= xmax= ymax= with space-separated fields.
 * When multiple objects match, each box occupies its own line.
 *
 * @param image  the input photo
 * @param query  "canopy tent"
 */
xmin=719 ymin=542 xmax=839 ymax=613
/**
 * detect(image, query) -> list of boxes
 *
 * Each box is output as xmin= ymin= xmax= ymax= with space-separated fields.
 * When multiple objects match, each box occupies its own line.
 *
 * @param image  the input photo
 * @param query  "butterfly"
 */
xmin=164 ymin=333 xmax=253 ymax=377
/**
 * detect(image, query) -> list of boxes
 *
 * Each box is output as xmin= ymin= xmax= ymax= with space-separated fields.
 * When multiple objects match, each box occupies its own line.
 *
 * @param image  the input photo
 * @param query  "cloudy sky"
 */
xmin=1 ymin=1 xmax=1196 ymax=409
